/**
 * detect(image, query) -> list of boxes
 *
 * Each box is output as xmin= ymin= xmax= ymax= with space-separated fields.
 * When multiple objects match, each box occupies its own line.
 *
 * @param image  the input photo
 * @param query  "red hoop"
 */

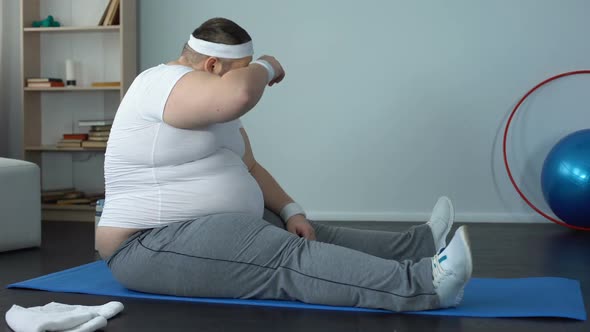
xmin=502 ymin=70 xmax=590 ymax=231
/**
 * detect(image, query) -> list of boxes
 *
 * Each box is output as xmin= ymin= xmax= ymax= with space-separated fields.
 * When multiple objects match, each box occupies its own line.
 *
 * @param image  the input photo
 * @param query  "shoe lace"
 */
xmin=432 ymin=252 xmax=449 ymax=288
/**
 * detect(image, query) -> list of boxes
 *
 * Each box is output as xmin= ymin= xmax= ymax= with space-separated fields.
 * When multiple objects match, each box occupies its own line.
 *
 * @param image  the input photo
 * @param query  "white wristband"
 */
xmin=280 ymin=202 xmax=306 ymax=224
xmin=251 ymin=59 xmax=275 ymax=84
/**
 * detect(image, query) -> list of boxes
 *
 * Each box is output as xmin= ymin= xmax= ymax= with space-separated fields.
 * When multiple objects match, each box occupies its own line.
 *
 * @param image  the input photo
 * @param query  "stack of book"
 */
xmin=79 ymin=120 xmax=113 ymax=149
xmin=26 ymin=77 xmax=65 ymax=88
xmin=42 ymin=188 xmax=104 ymax=206
xmin=56 ymin=134 xmax=89 ymax=149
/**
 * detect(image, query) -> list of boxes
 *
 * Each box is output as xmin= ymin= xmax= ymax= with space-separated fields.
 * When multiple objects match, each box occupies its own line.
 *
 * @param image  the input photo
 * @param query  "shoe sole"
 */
xmin=454 ymin=226 xmax=473 ymax=306
xmin=439 ymin=196 xmax=454 ymax=249
xmin=457 ymin=226 xmax=473 ymax=281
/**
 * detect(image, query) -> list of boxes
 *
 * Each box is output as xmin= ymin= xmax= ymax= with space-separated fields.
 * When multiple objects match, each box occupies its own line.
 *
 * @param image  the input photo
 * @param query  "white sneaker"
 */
xmin=427 ymin=196 xmax=454 ymax=252
xmin=432 ymin=226 xmax=472 ymax=308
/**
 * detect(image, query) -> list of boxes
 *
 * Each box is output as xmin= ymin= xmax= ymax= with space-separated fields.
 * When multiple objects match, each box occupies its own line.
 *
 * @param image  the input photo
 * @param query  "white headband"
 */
xmin=187 ymin=35 xmax=254 ymax=59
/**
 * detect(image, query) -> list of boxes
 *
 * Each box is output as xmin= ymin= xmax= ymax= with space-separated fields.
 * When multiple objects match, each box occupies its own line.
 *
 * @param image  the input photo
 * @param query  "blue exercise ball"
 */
xmin=541 ymin=129 xmax=590 ymax=228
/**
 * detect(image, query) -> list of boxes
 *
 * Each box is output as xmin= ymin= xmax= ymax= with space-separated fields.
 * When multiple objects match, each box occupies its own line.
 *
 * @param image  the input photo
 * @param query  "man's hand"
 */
xmin=257 ymin=55 xmax=285 ymax=86
xmin=286 ymin=214 xmax=316 ymax=240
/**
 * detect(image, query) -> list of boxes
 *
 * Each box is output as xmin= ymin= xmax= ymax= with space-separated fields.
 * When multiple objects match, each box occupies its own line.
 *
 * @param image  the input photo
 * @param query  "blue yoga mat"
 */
xmin=7 ymin=261 xmax=586 ymax=320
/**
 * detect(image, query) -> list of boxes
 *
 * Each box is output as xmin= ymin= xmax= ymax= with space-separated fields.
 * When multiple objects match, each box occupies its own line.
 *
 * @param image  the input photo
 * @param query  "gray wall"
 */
xmin=138 ymin=0 xmax=590 ymax=222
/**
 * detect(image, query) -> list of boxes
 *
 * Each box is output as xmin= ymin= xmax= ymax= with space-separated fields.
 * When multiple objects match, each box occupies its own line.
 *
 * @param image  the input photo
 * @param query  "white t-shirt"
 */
xmin=98 ymin=64 xmax=264 ymax=229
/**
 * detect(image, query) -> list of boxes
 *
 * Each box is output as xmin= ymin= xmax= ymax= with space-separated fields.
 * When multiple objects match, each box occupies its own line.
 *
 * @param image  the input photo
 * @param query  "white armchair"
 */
xmin=0 ymin=157 xmax=41 ymax=251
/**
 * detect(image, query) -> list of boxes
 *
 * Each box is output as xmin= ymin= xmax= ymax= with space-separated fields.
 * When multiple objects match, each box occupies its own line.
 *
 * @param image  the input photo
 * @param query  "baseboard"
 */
xmin=306 ymin=211 xmax=550 ymax=223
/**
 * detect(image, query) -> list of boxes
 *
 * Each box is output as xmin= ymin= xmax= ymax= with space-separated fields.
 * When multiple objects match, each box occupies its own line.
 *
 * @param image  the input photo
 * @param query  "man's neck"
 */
xmin=169 ymin=57 xmax=202 ymax=71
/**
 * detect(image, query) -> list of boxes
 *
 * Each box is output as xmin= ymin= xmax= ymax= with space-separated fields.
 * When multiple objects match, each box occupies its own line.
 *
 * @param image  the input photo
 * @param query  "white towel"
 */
xmin=5 ymin=301 xmax=124 ymax=332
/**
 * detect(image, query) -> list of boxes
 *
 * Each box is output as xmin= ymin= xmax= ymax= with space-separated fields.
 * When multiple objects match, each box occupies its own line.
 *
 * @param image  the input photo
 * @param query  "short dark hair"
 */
xmin=192 ymin=17 xmax=251 ymax=45
xmin=182 ymin=17 xmax=252 ymax=58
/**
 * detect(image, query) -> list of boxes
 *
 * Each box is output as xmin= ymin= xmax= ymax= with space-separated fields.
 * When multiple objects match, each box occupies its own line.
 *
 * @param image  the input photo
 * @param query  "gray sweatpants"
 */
xmin=106 ymin=210 xmax=439 ymax=312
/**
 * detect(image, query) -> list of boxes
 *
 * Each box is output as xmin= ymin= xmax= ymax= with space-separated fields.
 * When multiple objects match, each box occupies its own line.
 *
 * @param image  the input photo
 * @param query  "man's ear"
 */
xmin=204 ymin=57 xmax=220 ymax=74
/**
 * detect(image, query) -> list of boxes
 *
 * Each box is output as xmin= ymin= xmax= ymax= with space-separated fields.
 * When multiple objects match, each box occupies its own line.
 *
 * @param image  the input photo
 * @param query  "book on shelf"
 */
xmin=91 ymin=81 xmax=121 ymax=87
xmin=57 ymin=142 xmax=82 ymax=148
xmin=58 ymin=141 xmax=82 ymax=145
xmin=110 ymin=2 xmax=120 ymax=26
xmin=88 ymin=130 xmax=110 ymax=138
xmin=88 ymin=136 xmax=109 ymax=142
xmin=102 ymin=0 xmax=120 ymax=26
xmin=78 ymin=119 xmax=113 ymax=127
xmin=42 ymin=188 xmax=75 ymax=197
xmin=91 ymin=125 xmax=112 ymax=132
xmin=42 ymin=189 xmax=103 ymax=205
xmin=62 ymin=191 xmax=85 ymax=200
xmin=27 ymin=81 xmax=65 ymax=88
xmin=99 ymin=0 xmax=114 ymax=25
xmin=42 ymin=194 xmax=68 ymax=203
xmin=58 ymin=145 xmax=82 ymax=149
xmin=56 ymin=198 xmax=92 ymax=205
xmin=93 ymin=0 xmax=111 ymax=26
xmin=82 ymin=141 xmax=108 ymax=148
xmin=27 ymin=78 xmax=63 ymax=83
xmin=42 ymin=189 xmax=83 ymax=203
xmin=63 ymin=133 xmax=89 ymax=140
xmin=98 ymin=0 xmax=111 ymax=25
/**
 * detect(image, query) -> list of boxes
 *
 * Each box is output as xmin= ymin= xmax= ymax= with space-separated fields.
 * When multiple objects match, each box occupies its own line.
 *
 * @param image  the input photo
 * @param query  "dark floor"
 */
xmin=1 ymin=220 xmax=589 ymax=332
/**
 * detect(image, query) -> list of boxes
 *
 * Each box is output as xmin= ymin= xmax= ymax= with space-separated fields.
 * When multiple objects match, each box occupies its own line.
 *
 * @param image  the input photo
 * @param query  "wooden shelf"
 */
xmin=42 ymin=204 xmax=95 ymax=222
xmin=26 ymin=145 xmax=106 ymax=152
xmin=24 ymin=86 xmax=120 ymax=91
xmin=21 ymin=0 xmax=136 ymax=224
xmin=24 ymin=26 xmax=120 ymax=33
